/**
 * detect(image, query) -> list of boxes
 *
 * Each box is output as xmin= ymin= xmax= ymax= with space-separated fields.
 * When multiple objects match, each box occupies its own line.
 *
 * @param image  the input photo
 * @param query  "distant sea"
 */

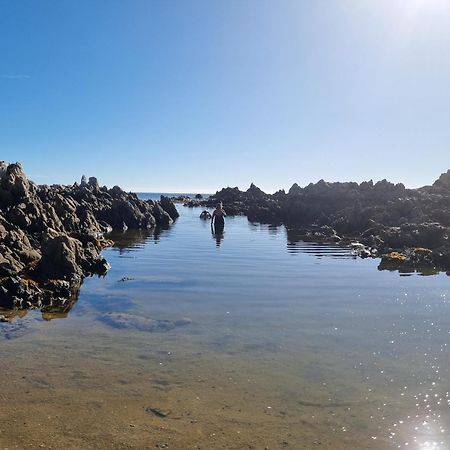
xmin=135 ymin=192 xmax=211 ymax=201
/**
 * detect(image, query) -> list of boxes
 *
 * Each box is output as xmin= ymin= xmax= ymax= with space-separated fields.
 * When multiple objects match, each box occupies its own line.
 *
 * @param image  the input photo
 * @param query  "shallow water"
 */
xmin=1 ymin=205 xmax=449 ymax=449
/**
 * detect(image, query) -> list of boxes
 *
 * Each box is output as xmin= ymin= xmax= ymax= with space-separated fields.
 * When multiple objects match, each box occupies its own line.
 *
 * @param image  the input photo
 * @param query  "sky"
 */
xmin=1 ymin=0 xmax=449 ymax=193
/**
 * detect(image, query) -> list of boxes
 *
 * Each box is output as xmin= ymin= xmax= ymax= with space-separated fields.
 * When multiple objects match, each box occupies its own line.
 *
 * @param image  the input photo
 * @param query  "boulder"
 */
xmin=160 ymin=196 xmax=180 ymax=220
xmin=1 ymin=163 xmax=30 ymax=199
xmin=38 ymin=232 xmax=85 ymax=279
xmin=88 ymin=177 xmax=99 ymax=190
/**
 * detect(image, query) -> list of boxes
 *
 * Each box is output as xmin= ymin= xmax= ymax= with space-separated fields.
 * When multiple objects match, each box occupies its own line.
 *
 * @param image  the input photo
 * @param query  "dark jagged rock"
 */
xmin=202 ymin=172 xmax=450 ymax=272
xmin=160 ymin=195 xmax=180 ymax=221
xmin=0 ymin=161 xmax=178 ymax=310
xmin=151 ymin=203 xmax=173 ymax=227
xmin=432 ymin=169 xmax=450 ymax=192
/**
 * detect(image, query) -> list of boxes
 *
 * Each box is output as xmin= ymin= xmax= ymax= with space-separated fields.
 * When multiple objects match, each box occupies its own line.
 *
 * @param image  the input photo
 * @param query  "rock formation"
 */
xmin=0 ymin=162 xmax=178 ymax=309
xmin=202 ymin=171 xmax=450 ymax=273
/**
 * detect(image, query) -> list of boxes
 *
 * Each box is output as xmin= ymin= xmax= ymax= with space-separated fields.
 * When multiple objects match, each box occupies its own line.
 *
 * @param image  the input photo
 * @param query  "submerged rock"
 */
xmin=145 ymin=407 xmax=170 ymax=418
xmin=0 ymin=316 xmax=36 ymax=340
xmin=99 ymin=312 xmax=191 ymax=332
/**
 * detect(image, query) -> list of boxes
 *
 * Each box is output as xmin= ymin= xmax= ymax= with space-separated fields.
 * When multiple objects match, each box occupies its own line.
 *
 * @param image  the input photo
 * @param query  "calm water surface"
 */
xmin=0 ymin=204 xmax=449 ymax=450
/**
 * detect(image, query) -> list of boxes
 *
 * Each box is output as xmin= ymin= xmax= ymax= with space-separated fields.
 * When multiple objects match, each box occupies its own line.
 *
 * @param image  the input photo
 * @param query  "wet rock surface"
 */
xmin=201 ymin=171 xmax=450 ymax=272
xmin=0 ymin=162 xmax=178 ymax=310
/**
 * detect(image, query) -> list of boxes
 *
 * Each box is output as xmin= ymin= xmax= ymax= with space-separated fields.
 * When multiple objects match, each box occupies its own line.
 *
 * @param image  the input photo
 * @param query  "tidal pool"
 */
xmin=1 ymin=205 xmax=449 ymax=449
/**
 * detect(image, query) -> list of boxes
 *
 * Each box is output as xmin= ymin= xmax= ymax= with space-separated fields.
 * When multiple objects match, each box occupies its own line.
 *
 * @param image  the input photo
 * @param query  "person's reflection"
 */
xmin=212 ymin=226 xmax=225 ymax=247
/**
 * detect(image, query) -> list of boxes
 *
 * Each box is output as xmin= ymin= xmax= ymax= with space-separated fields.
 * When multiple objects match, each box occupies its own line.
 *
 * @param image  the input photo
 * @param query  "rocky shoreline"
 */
xmin=0 ymin=162 xmax=179 ymax=311
xmin=196 ymin=170 xmax=450 ymax=274
xmin=2 ymin=163 xmax=449 ymax=314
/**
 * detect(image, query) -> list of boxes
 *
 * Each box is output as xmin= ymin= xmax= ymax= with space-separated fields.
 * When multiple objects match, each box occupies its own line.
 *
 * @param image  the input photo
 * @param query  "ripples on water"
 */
xmin=0 ymin=204 xmax=449 ymax=449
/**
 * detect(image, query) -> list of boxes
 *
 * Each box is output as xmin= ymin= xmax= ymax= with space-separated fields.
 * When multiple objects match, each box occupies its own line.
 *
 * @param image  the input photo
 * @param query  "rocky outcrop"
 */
xmin=202 ymin=171 xmax=450 ymax=273
xmin=432 ymin=169 xmax=450 ymax=192
xmin=160 ymin=195 xmax=180 ymax=221
xmin=0 ymin=162 xmax=178 ymax=309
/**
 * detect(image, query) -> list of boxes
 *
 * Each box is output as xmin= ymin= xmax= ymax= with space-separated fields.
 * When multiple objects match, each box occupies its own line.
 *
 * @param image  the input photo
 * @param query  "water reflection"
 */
xmin=0 ymin=283 xmax=81 ymax=324
xmin=211 ymin=225 xmax=225 ymax=247
xmin=41 ymin=295 xmax=80 ymax=321
xmin=248 ymin=222 xmax=450 ymax=275
xmin=286 ymin=227 xmax=355 ymax=259
xmin=267 ymin=224 xmax=280 ymax=236
xmin=110 ymin=226 xmax=171 ymax=253
xmin=378 ymin=260 xmax=444 ymax=277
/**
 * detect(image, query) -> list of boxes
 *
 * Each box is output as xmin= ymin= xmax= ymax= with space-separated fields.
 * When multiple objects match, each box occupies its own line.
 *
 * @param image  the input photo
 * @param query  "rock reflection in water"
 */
xmin=378 ymin=262 xmax=443 ymax=277
xmin=41 ymin=296 xmax=80 ymax=321
xmin=377 ymin=256 xmax=448 ymax=277
xmin=286 ymin=228 xmax=355 ymax=259
xmin=110 ymin=226 xmax=171 ymax=253
xmin=252 ymin=223 xmax=450 ymax=275
xmin=0 ymin=284 xmax=81 ymax=323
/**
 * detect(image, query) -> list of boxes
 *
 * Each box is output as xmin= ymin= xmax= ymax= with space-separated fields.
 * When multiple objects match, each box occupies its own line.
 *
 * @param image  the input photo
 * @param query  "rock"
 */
xmin=378 ymin=248 xmax=436 ymax=272
xmin=433 ymin=169 xmax=450 ymax=191
xmin=432 ymin=244 xmax=450 ymax=268
xmin=0 ymin=162 xmax=178 ymax=310
xmin=288 ymin=183 xmax=302 ymax=196
xmin=1 ymin=163 xmax=30 ymax=199
xmin=152 ymin=203 xmax=173 ymax=227
xmin=118 ymin=276 xmax=135 ymax=282
xmin=145 ymin=407 xmax=170 ymax=418
xmin=0 ymin=316 xmax=36 ymax=340
xmin=0 ymin=161 xmax=8 ymax=179
xmin=246 ymin=183 xmax=266 ymax=199
xmin=38 ymin=233 xmax=84 ymax=279
xmin=109 ymin=185 xmax=123 ymax=196
xmin=99 ymin=312 xmax=191 ymax=332
xmin=196 ymin=169 xmax=450 ymax=271
xmin=88 ymin=177 xmax=99 ymax=190
xmin=160 ymin=196 xmax=180 ymax=221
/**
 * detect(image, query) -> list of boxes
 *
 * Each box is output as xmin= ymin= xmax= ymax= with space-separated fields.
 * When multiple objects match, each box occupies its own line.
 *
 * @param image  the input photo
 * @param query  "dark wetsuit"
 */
xmin=212 ymin=210 xmax=225 ymax=233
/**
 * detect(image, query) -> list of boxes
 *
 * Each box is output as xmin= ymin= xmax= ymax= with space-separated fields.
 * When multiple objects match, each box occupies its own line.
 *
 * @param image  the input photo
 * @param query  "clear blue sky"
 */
xmin=1 ymin=0 xmax=449 ymax=193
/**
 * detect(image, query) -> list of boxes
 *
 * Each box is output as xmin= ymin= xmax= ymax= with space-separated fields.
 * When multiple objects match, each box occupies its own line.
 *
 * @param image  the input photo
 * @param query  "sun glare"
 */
xmin=385 ymin=0 xmax=450 ymax=43
xmin=403 ymin=0 xmax=450 ymax=15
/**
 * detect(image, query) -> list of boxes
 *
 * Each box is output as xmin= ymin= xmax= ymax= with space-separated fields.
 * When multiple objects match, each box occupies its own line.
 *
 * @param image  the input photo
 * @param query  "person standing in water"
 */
xmin=211 ymin=202 xmax=226 ymax=234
